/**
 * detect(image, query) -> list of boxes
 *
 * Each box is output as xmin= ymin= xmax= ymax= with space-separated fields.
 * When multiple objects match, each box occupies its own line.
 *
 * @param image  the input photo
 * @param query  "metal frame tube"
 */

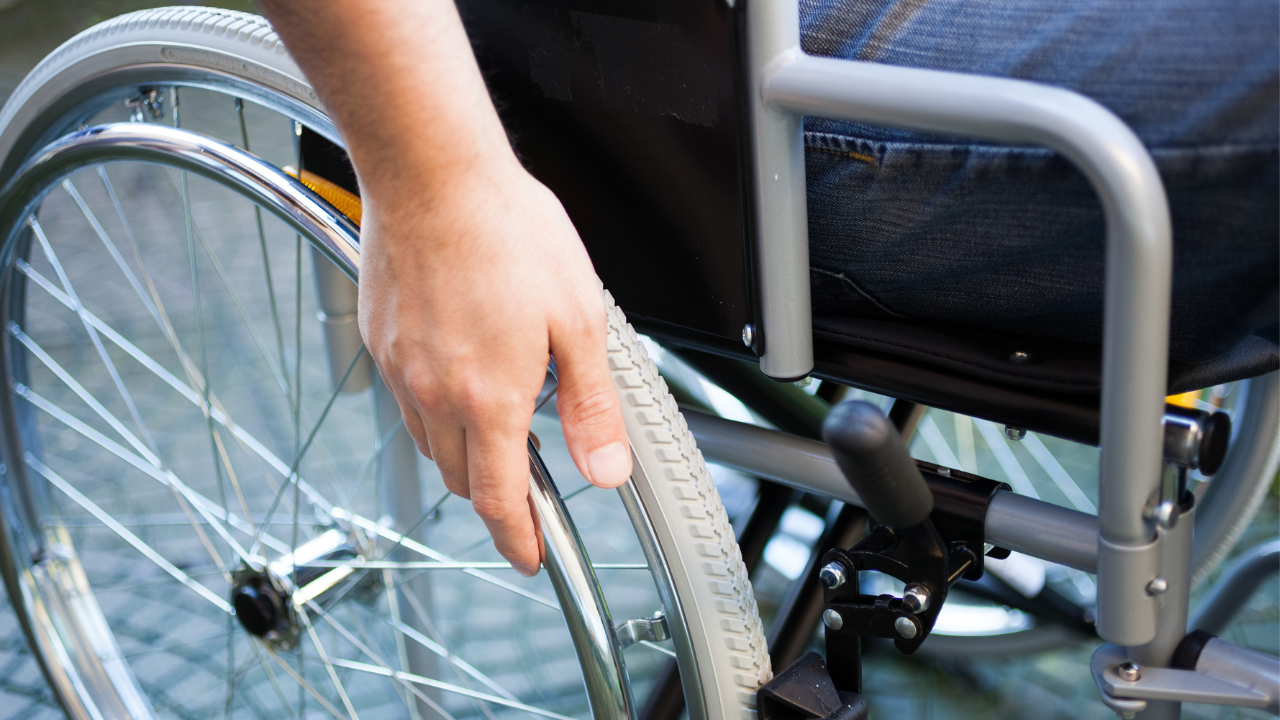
xmin=746 ymin=0 xmax=1172 ymax=644
xmin=683 ymin=409 xmax=1101 ymax=573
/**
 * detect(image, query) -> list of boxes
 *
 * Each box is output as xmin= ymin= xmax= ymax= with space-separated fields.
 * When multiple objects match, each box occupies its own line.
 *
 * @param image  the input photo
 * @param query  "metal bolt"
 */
xmin=1145 ymin=578 xmax=1168 ymax=596
xmin=819 ymin=562 xmax=847 ymax=589
xmin=794 ymin=376 xmax=812 ymax=388
xmin=741 ymin=324 xmax=755 ymax=348
xmin=894 ymin=616 xmax=918 ymax=639
xmin=1117 ymin=661 xmax=1141 ymax=682
xmin=1146 ymin=499 xmax=1178 ymax=530
xmin=1116 ymin=712 xmax=1136 ymax=720
xmin=1004 ymin=426 xmax=1027 ymax=441
xmin=1008 ymin=351 xmax=1032 ymax=365
xmin=822 ymin=609 xmax=843 ymax=631
xmin=902 ymin=583 xmax=931 ymax=614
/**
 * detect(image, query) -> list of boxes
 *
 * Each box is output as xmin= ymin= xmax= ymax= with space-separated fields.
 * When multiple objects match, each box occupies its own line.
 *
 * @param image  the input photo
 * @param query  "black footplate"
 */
xmin=758 ymin=653 xmax=868 ymax=720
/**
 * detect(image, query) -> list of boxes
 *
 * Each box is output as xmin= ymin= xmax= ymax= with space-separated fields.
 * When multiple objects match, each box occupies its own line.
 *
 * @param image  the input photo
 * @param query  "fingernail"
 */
xmin=513 ymin=561 xmax=538 ymax=577
xmin=587 ymin=441 xmax=631 ymax=488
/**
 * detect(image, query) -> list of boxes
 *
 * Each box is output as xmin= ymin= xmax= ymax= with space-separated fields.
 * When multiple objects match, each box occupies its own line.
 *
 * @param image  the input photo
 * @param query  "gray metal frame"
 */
xmin=748 ymin=0 xmax=1171 ymax=645
xmin=738 ymin=3 xmax=1279 ymax=700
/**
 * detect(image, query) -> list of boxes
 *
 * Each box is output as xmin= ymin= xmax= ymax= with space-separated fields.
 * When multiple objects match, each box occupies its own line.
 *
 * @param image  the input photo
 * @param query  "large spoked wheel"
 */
xmin=0 ymin=8 xmax=769 ymax=720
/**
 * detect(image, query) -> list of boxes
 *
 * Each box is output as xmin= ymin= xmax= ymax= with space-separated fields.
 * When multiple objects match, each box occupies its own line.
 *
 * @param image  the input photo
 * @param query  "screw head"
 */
xmin=1008 ymin=351 xmax=1032 ymax=365
xmin=1146 ymin=500 xmax=1178 ymax=530
xmin=822 ymin=609 xmax=843 ymax=631
xmin=902 ymin=583 xmax=931 ymax=614
xmin=1004 ymin=426 xmax=1027 ymax=441
xmin=894 ymin=616 xmax=918 ymax=639
xmin=741 ymin=324 xmax=755 ymax=348
xmin=794 ymin=376 xmax=812 ymax=388
xmin=1117 ymin=661 xmax=1141 ymax=682
xmin=1145 ymin=578 xmax=1168 ymax=596
xmin=819 ymin=562 xmax=846 ymax=589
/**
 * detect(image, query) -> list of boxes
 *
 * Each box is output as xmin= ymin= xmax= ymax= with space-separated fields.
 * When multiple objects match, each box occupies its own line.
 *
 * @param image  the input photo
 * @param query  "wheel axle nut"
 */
xmin=902 ymin=583 xmax=931 ymax=614
xmin=822 ymin=609 xmax=843 ymax=631
xmin=1117 ymin=661 xmax=1141 ymax=682
xmin=819 ymin=562 xmax=847 ymax=589
xmin=894 ymin=616 xmax=918 ymax=639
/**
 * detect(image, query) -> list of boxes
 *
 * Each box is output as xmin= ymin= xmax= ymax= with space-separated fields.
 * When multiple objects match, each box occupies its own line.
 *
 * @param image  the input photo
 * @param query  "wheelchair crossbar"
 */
xmin=682 ymin=409 xmax=1099 ymax=573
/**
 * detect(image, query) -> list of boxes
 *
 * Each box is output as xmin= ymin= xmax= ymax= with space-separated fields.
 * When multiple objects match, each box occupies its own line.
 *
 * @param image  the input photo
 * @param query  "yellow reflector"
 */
xmin=284 ymin=165 xmax=362 ymax=226
xmin=1167 ymin=391 xmax=1199 ymax=409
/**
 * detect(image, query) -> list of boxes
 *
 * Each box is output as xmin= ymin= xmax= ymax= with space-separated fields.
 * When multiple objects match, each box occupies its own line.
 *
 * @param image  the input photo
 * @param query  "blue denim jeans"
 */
xmin=799 ymin=0 xmax=1278 ymax=376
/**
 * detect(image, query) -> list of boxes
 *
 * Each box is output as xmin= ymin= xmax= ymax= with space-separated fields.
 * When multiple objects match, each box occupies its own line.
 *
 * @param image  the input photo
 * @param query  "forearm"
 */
xmin=256 ymin=0 xmax=517 ymax=206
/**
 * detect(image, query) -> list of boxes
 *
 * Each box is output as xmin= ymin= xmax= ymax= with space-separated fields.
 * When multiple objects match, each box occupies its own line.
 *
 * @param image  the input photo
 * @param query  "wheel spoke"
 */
xmin=1022 ymin=433 xmax=1096 ymax=513
xmin=249 ymin=640 xmax=299 ymax=720
xmin=256 ymin=345 xmax=368 ymax=544
xmin=338 ymin=512 xmax=559 ymax=609
xmin=953 ymin=413 xmax=977 ymax=473
xmin=260 ymin=644 xmax=351 ymax=720
xmin=388 ymin=616 xmax=521 ymax=704
xmin=16 ymin=383 xmax=277 ymax=561
xmin=303 ymin=600 xmax=459 ymax=720
xmin=915 ymin=414 xmax=963 ymax=470
xmin=325 ymin=657 xmax=576 ymax=720
xmin=26 ymin=455 xmax=232 ymax=613
xmin=17 ymin=258 xmax=334 ymax=516
xmin=121 ymin=632 xmax=234 ymax=659
xmin=387 ymin=573 xmax=502 ymax=720
xmin=9 ymin=323 xmax=235 ymax=579
xmin=375 ymin=492 xmax=449 ymax=561
xmin=29 ymin=216 xmax=159 ymax=456
xmin=151 ymin=654 xmax=259 ymax=719
xmin=236 ymin=97 xmax=291 ymax=393
xmin=297 ymin=560 xmax=647 ymax=570
xmin=155 ymin=166 xmax=292 ymax=398
xmin=64 ymin=177 xmax=161 ymax=330
xmin=337 ymin=418 xmax=404 ymax=508
xmin=974 ymin=419 xmax=1041 ymax=499
xmin=297 ymin=611 xmax=362 ymax=720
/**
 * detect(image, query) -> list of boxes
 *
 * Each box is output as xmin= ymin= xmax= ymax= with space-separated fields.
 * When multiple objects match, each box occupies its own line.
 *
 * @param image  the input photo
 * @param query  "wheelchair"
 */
xmin=0 ymin=2 xmax=1274 ymax=720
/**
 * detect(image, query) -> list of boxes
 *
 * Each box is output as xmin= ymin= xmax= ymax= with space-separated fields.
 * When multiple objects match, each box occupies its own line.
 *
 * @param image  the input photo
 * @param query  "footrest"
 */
xmin=758 ymin=653 xmax=867 ymax=720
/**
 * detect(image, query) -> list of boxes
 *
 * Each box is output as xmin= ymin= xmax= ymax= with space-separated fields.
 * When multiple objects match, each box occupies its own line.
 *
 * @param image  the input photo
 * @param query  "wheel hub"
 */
xmin=231 ymin=568 xmax=298 ymax=649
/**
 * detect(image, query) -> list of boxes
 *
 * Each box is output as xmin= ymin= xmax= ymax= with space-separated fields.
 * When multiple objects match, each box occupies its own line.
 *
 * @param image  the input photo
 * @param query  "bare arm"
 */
xmin=258 ymin=0 xmax=632 ymax=576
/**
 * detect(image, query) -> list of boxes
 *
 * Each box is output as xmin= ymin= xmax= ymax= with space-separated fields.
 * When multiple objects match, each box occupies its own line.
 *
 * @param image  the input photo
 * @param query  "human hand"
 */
xmin=357 ymin=156 xmax=632 ymax=577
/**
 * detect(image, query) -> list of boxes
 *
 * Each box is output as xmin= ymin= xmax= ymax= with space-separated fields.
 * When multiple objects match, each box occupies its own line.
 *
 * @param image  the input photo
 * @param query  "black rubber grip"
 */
xmin=823 ymin=401 xmax=934 ymax=529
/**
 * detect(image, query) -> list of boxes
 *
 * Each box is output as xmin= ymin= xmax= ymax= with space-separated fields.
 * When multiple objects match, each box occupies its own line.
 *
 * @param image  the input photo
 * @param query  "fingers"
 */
xmin=552 ymin=303 xmax=631 ymax=489
xmin=466 ymin=413 xmax=541 ymax=576
xmin=422 ymin=414 xmax=469 ymax=499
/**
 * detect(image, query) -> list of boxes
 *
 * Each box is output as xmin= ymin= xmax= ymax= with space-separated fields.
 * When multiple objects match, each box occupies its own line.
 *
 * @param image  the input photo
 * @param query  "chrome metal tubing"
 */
xmin=1190 ymin=539 xmax=1280 ymax=635
xmin=748 ymin=0 xmax=1171 ymax=644
xmin=617 ymin=481 xmax=708 ymax=720
xmin=683 ymin=409 xmax=1100 ymax=573
xmin=0 ymin=123 xmax=361 ymax=282
xmin=528 ymin=444 xmax=635 ymax=720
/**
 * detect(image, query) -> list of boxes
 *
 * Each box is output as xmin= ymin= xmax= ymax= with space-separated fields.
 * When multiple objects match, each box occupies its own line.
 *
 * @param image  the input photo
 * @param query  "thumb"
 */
xmin=552 ymin=319 xmax=632 ymax=489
